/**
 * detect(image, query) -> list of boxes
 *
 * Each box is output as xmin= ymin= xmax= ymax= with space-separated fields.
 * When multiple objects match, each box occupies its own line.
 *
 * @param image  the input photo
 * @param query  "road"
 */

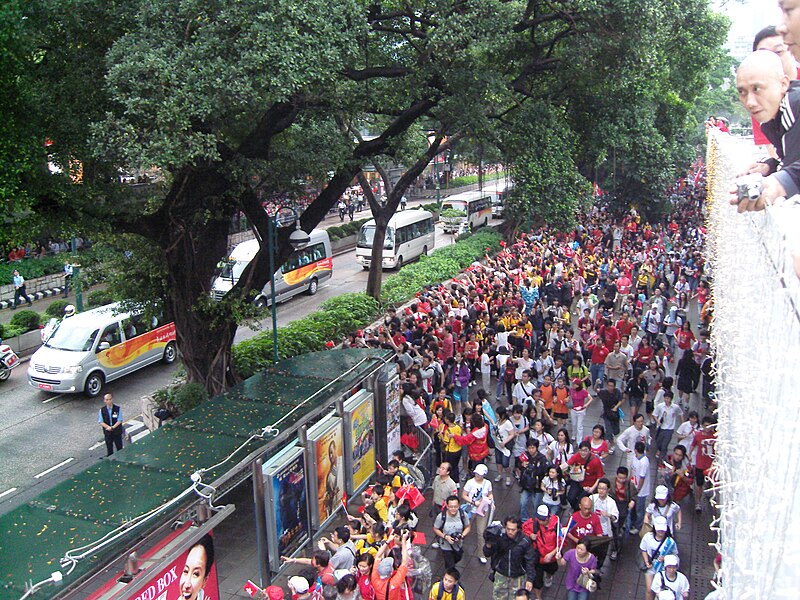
xmin=0 ymin=213 xmax=476 ymax=511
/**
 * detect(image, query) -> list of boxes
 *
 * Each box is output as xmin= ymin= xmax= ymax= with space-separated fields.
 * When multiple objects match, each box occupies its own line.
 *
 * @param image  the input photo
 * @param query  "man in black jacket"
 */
xmin=483 ymin=516 xmax=537 ymax=600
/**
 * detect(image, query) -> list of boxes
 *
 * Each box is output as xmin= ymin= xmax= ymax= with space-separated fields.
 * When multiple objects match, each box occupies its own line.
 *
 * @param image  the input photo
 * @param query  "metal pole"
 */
xmin=269 ymin=218 xmax=279 ymax=365
xmin=435 ymin=158 xmax=441 ymax=211
xmin=252 ymin=459 xmax=271 ymax=587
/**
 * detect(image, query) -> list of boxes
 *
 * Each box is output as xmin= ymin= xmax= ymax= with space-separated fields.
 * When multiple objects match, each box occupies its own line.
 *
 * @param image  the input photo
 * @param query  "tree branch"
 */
xmin=344 ymin=66 xmax=412 ymax=81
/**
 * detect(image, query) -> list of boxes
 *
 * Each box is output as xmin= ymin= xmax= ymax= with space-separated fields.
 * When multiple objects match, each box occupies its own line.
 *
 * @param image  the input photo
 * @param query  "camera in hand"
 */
xmin=735 ymin=174 xmax=764 ymax=203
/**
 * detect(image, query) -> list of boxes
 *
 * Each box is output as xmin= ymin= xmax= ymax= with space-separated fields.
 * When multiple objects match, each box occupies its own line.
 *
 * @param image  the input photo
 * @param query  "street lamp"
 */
xmin=267 ymin=206 xmax=309 ymax=364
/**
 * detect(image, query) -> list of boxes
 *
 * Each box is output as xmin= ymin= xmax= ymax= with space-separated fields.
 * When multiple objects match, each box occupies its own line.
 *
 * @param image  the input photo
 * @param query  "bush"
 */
xmin=173 ymin=382 xmax=209 ymax=414
xmin=45 ymin=299 xmax=70 ymax=318
xmin=446 ymin=171 xmax=506 ymax=189
xmin=417 ymin=203 xmax=439 ymax=213
xmin=9 ymin=310 xmax=41 ymax=334
xmin=86 ymin=289 xmax=115 ymax=308
xmin=232 ymin=292 xmax=382 ymax=378
xmin=327 ymin=226 xmax=345 ymax=241
xmin=381 ymin=230 xmax=502 ymax=304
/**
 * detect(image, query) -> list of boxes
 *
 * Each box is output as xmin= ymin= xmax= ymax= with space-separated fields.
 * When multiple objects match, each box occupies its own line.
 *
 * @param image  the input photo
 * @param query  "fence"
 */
xmin=705 ymin=130 xmax=800 ymax=599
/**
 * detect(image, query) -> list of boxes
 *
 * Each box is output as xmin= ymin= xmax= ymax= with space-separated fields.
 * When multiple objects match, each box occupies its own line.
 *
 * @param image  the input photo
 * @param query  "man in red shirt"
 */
xmin=566 ymin=496 xmax=604 ymax=548
xmin=565 ymin=441 xmax=605 ymax=509
xmin=589 ymin=338 xmax=609 ymax=388
xmin=690 ymin=416 xmax=717 ymax=514
xmin=599 ymin=318 xmax=620 ymax=352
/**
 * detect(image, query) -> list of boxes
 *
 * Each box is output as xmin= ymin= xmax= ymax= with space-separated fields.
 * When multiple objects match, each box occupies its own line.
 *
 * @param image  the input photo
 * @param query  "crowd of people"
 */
xmin=273 ymin=166 xmax=717 ymax=600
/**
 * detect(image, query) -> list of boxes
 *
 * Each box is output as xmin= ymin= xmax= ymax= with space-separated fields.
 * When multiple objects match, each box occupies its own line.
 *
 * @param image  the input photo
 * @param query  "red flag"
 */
xmin=243 ymin=580 xmax=262 ymax=598
xmin=341 ymin=492 xmax=348 ymax=511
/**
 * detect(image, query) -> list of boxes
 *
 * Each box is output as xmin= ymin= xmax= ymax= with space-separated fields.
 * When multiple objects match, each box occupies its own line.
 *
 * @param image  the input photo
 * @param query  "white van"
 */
xmin=356 ymin=210 xmax=435 ymax=270
xmin=212 ymin=229 xmax=332 ymax=307
xmin=28 ymin=303 xmax=177 ymax=397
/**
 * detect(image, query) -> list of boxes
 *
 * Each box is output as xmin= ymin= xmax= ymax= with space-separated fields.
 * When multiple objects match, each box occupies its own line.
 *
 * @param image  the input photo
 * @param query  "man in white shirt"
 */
xmin=653 ymin=391 xmax=683 ymax=459
xmin=512 ymin=370 xmax=537 ymax=405
xmin=630 ymin=441 xmax=651 ymax=534
xmin=616 ymin=414 xmax=652 ymax=455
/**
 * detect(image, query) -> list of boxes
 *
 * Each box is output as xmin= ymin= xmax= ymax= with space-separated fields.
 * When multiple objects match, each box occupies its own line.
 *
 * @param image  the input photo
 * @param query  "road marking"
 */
xmin=42 ymin=394 xmax=65 ymax=404
xmin=34 ymin=457 xmax=74 ymax=479
xmin=88 ymin=441 xmax=105 ymax=451
xmin=0 ymin=487 xmax=18 ymax=500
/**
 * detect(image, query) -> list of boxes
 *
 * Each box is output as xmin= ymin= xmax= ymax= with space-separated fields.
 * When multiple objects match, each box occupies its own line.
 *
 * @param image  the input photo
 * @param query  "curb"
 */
xmin=0 ymin=286 xmax=67 ymax=310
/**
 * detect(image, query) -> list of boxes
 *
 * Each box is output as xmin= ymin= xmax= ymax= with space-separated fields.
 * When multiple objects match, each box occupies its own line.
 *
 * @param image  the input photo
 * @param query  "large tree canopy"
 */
xmin=4 ymin=0 xmax=728 ymax=393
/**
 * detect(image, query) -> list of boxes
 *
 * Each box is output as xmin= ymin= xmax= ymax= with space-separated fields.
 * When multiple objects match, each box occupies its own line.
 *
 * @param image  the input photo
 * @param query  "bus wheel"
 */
xmin=307 ymin=278 xmax=318 ymax=296
xmin=422 ymin=246 xmax=428 ymax=256
xmin=396 ymin=256 xmax=403 ymax=270
xmin=253 ymin=297 xmax=267 ymax=309
xmin=162 ymin=341 xmax=177 ymax=364
xmin=484 ymin=219 xmax=488 ymax=228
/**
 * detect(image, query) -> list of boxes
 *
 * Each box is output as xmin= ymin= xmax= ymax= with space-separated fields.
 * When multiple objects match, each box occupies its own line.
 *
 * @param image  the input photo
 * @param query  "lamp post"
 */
xmin=267 ymin=206 xmax=310 ymax=364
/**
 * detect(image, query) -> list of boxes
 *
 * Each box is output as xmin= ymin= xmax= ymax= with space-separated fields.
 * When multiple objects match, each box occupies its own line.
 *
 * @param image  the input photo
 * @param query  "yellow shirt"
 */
xmin=441 ymin=424 xmax=463 ymax=453
xmin=429 ymin=581 xmax=466 ymax=600
xmin=373 ymin=498 xmax=389 ymax=522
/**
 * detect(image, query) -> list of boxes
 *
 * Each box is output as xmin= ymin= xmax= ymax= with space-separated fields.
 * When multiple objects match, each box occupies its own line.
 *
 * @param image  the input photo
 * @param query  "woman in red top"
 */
xmin=675 ymin=322 xmax=695 ymax=352
xmin=454 ymin=412 xmax=490 ymax=471
xmin=633 ymin=337 xmax=654 ymax=372
xmin=583 ymin=425 xmax=610 ymax=461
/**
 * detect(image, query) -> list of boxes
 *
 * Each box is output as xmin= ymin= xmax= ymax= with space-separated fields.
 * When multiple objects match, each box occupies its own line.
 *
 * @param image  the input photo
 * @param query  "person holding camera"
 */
xmin=483 ymin=516 xmax=536 ymax=600
xmin=432 ymin=496 xmax=471 ymax=569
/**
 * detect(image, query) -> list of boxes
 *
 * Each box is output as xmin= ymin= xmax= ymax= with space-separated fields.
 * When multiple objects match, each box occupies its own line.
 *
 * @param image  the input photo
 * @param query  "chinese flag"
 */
xmin=244 ymin=580 xmax=262 ymax=597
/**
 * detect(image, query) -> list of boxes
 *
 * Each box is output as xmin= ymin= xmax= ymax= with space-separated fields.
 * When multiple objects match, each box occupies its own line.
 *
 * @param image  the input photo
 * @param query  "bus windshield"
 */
xmin=357 ymin=225 xmax=394 ymax=249
xmin=441 ymin=201 xmax=467 ymax=215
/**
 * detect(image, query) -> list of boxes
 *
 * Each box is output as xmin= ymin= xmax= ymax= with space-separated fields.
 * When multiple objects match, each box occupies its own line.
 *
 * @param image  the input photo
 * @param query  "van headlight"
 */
xmin=62 ymin=365 xmax=83 ymax=374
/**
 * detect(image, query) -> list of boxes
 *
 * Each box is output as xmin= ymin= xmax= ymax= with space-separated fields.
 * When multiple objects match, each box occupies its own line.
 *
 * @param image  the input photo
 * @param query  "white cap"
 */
xmin=654 ymin=485 xmax=669 ymax=500
xmin=537 ymin=505 xmax=550 ymax=518
xmin=288 ymin=576 xmax=309 ymax=593
xmin=653 ymin=516 xmax=668 ymax=531
xmin=664 ymin=554 xmax=679 ymax=567
xmin=473 ymin=464 xmax=488 ymax=476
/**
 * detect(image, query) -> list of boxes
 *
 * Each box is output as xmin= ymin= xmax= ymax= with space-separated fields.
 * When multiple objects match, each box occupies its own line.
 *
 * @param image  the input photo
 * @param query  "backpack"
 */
xmin=435 ymin=506 xmax=469 ymax=532
xmin=436 ymin=579 xmax=463 ymax=600
xmin=519 ymin=453 xmax=544 ymax=492
xmin=485 ymin=424 xmax=496 ymax=449
xmin=504 ymin=360 xmax=516 ymax=383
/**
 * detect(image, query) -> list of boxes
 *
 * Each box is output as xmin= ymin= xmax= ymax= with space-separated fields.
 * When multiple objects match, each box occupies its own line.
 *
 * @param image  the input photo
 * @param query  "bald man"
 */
xmin=731 ymin=50 xmax=800 ymax=210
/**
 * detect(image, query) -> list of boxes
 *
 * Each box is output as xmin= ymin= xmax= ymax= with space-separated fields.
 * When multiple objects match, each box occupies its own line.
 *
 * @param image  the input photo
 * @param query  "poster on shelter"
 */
xmin=385 ymin=376 xmax=401 ymax=457
xmin=263 ymin=445 xmax=309 ymax=571
xmin=345 ymin=392 xmax=375 ymax=493
xmin=86 ymin=526 xmax=220 ymax=600
xmin=310 ymin=418 xmax=344 ymax=525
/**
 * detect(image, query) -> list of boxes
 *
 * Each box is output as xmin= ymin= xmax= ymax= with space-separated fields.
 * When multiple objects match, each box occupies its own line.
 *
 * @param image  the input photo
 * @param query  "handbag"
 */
xmin=576 ymin=572 xmax=597 ymax=592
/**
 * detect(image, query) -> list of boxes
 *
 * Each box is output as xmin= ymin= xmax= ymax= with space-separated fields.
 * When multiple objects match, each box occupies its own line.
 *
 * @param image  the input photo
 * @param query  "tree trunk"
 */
xmin=366 ymin=213 xmax=389 ymax=299
xmin=159 ymin=169 xmax=241 ymax=396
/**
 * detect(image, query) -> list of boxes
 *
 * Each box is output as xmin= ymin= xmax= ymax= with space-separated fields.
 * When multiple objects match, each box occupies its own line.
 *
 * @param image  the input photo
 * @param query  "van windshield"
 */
xmin=45 ymin=320 xmax=100 ymax=352
xmin=357 ymin=225 xmax=394 ymax=250
xmin=218 ymin=259 xmax=247 ymax=282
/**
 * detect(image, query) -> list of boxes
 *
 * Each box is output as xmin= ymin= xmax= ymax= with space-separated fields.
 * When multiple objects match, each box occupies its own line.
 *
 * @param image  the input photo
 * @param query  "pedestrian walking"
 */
xmin=427 ymin=567 xmax=465 ymax=600
xmin=462 ymin=463 xmax=494 ymax=564
xmin=524 ymin=505 xmax=560 ymax=600
xmin=63 ymin=260 xmax=73 ymax=298
xmin=432 ymin=496 xmax=471 ymax=569
xmin=11 ymin=270 xmax=33 ymax=309
xmin=98 ymin=393 xmax=124 ymax=456
xmin=650 ymin=555 xmax=690 ymax=599
xmin=483 ymin=516 xmax=536 ymax=600
xmin=556 ymin=539 xmax=598 ymax=600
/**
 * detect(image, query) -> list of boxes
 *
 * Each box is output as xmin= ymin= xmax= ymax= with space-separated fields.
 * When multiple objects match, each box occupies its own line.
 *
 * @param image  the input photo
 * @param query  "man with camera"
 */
xmin=731 ymin=50 xmax=800 ymax=211
xmin=483 ymin=516 xmax=537 ymax=600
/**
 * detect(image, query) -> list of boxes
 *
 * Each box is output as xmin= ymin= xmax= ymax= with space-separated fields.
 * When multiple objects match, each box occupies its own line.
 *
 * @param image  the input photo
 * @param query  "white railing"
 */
xmin=705 ymin=130 xmax=800 ymax=600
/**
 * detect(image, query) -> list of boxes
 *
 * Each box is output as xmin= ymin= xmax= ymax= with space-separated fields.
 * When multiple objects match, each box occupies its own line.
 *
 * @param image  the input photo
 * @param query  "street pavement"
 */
xmin=211 ymin=378 xmax=717 ymax=600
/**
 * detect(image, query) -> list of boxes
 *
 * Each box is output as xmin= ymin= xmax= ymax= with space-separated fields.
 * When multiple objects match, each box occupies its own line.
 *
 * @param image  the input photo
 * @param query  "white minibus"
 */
xmin=356 ymin=209 xmax=435 ymax=270
xmin=440 ymin=191 xmax=492 ymax=233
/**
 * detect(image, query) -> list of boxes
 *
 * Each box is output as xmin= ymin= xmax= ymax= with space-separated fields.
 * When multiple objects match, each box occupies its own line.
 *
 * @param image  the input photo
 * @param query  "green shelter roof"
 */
xmin=0 ymin=348 xmax=389 ymax=599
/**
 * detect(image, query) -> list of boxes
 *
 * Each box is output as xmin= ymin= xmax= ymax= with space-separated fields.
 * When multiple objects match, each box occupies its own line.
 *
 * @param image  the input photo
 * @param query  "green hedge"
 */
xmin=381 ymin=230 xmax=502 ymax=304
xmin=446 ymin=171 xmax=506 ymax=189
xmin=232 ymin=293 xmax=382 ymax=378
xmin=86 ymin=289 xmax=116 ymax=308
xmin=327 ymin=218 xmax=370 ymax=241
xmin=2 ymin=309 xmax=42 ymax=338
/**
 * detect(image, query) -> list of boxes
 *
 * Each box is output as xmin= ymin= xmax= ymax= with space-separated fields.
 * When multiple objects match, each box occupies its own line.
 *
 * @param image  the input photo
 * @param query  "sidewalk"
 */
xmin=211 ymin=374 xmax=716 ymax=600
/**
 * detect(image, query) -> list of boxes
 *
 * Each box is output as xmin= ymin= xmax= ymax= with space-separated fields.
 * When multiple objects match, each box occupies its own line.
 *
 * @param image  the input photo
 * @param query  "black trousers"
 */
xmin=13 ymin=286 xmax=32 ymax=308
xmin=104 ymin=429 xmax=123 ymax=456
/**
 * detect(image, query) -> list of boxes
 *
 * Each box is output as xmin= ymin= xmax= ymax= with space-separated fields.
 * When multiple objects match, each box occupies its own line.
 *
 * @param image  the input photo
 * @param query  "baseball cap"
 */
xmin=265 ymin=586 xmax=285 ymax=600
xmin=664 ymin=555 xmax=679 ymax=567
xmin=653 ymin=516 xmax=668 ymax=531
xmin=537 ymin=505 xmax=550 ymax=519
xmin=473 ymin=464 xmax=489 ymax=476
xmin=288 ymin=576 xmax=309 ymax=593
xmin=654 ymin=485 xmax=668 ymax=500
xmin=378 ymin=557 xmax=395 ymax=578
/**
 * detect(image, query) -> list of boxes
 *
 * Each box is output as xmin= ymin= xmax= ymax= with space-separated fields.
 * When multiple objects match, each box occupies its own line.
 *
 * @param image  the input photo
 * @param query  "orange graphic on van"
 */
xmin=97 ymin=323 xmax=176 ymax=369
xmin=282 ymin=258 xmax=332 ymax=286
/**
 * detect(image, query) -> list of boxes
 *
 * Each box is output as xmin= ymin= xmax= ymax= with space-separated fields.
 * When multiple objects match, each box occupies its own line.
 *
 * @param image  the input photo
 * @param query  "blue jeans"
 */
xmin=633 ymin=495 xmax=648 ymax=530
xmin=520 ymin=490 xmax=543 ymax=521
xmin=589 ymin=363 xmax=605 ymax=386
xmin=567 ymin=590 xmax=589 ymax=600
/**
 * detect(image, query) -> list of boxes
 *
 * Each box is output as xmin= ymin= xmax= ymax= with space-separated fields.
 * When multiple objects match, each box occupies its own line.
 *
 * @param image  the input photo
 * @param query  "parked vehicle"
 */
xmin=27 ymin=303 xmax=177 ymax=397
xmin=0 ymin=343 xmax=20 ymax=382
xmin=211 ymin=229 xmax=332 ymax=307
xmin=356 ymin=209 xmax=435 ymax=270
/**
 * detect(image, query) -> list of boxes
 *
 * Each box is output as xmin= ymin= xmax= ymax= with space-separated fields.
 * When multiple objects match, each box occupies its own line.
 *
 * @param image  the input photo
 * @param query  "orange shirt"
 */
xmin=553 ymin=387 xmax=569 ymax=415
xmin=371 ymin=563 xmax=409 ymax=600
xmin=539 ymin=384 xmax=555 ymax=411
